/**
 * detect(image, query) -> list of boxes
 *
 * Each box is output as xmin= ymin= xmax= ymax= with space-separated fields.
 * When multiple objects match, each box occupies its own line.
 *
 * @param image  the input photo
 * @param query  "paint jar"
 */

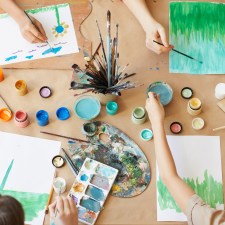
xmin=14 ymin=110 xmax=30 ymax=128
xmin=0 ymin=108 xmax=12 ymax=121
xmin=82 ymin=122 xmax=97 ymax=137
xmin=36 ymin=110 xmax=49 ymax=126
xmin=53 ymin=177 xmax=66 ymax=194
xmin=140 ymin=129 xmax=153 ymax=141
xmin=15 ymin=80 xmax=28 ymax=96
xmin=187 ymin=98 xmax=202 ymax=116
xmin=56 ymin=107 xmax=70 ymax=120
xmin=215 ymin=83 xmax=225 ymax=100
xmin=192 ymin=117 xmax=205 ymax=130
xmin=106 ymin=101 xmax=118 ymax=115
xmin=0 ymin=68 xmax=4 ymax=82
xmin=39 ymin=86 xmax=52 ymax=98
xmin=132 ymin=107 xmax=147 ymax=124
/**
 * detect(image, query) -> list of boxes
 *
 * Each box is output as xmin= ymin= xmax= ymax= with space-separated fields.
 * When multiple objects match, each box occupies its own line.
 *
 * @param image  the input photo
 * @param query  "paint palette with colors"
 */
xmin=69 ymin=158 xmax=118 ymax=225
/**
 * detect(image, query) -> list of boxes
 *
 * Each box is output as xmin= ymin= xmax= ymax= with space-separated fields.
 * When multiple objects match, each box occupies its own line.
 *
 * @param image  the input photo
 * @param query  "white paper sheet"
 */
xmin=0 ymin=3 xmax=79 ymax=65
xmin=156 ymin=136 xmax=224 ymax=221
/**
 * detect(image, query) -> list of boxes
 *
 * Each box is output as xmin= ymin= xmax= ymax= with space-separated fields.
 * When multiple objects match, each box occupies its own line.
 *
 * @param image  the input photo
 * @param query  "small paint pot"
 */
xmin=106 ymin=101 xmax=118 ymax=115
xmin=140 ymin=129 xmax=153 ymax=141
xmin=39 ymin=86 xmax=52 ymax=98
xmin=181 ymin=87 xmax=193 ymax=99
xmin=53 ymin=177 xmax=66 ymax=194
xmin=0 ymin=68 xmax=4 ymax=82
xmin=14 ymin=110 xmax=30 ymax=128
xmin=215 ymin=83 xmax=225 ymax=100
xmin=82 ymin=122 xmax=97 ymax=136
xmin=192 ymin=117 xmax=205 ymax=130
xmin=52 ymin=155 xmax=65 ymax=168
xmin=132 ymin=107 xmax=147 ymax=124
xmin=0 ymin=108 xmax=12 ymax=121
xmin=56 ymin=107 xmax=70 ymax=120
xmin=187 ymin=98 xmax=202 ymax=116
xmin=15 ymin=80 xmax=28 ymax=96
xmin=170 ymin=122 xmax=182 ymax=134
xmin=36 ymin=110 xmax=49 ymax=126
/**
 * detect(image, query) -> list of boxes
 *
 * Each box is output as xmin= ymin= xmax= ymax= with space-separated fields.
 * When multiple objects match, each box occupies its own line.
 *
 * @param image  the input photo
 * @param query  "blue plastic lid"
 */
xmin=56 ymin=107 xmax=70 ymax=120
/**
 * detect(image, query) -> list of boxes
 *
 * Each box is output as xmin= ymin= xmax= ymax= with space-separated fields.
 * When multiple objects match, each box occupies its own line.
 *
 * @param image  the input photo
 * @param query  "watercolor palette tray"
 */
xmin=69 ymin=157 xmax=118 ymax=225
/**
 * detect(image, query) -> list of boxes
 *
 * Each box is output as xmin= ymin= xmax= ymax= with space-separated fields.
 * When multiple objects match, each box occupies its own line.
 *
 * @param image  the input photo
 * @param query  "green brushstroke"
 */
xmin=55 ymin=6 xmax=60 ymax=26
xmin=157 ymin=170 xmax=224 ymax=212
xmin=0 ymin=190 xmax=48 ymax=222
xmin=0 ymin=14 xmax=8 ymax=19
xmin=0 ymin=159 xmax=14 ymax=191
xmin=169 ymin=2 xmax=225 ymax=74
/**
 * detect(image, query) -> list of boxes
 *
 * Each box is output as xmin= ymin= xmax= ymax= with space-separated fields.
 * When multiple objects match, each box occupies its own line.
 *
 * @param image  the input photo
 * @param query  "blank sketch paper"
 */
xmin=170 ymin=2 xmax=225 ymax=74
xmin=0 ymin=3 xmax=79 ymax=65
xmin=0 ymin=131 xmax=61 ymax=225
xmin=156 ymin=136 xmax=224 ymax=221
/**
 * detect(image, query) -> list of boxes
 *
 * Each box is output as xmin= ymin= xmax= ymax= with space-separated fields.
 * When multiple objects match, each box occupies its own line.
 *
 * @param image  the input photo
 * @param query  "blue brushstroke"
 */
xmin=96 ymin=165 xmax=117 ymax=178
xmin=25 ymin=55 xmax=34 ymax=59
xmin=80 ymin=197 xmax=101 ymax=213
xmin=42 ymin=46 xmax=62 ymax=55
xmin=86 ymin=186 xmax=105 ymax=201
xmin=56 ymin=25 xmax=64 ymax=33
xmin=5 ymin=56 xmax=17 ymax=61
xmin=80 ymin=174 xmax=89 ymax=181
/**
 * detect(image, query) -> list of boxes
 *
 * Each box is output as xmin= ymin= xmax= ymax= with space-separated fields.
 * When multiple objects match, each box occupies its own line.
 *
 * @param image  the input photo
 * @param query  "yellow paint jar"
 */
xmin=187 ymin=98 xmax=202 ymax=116
xmin=15 ymin=80 xmax=28 ymax=96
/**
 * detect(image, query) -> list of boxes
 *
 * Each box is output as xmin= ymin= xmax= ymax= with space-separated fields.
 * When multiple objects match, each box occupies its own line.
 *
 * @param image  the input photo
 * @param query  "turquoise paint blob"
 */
xmin=5 ymin=55 xmax=17 ymax=61
xmin=96 ymin=165 xmax=117 ymax=178
xmin=74 ymin=96 xmax=101 ymax=120
xmin=25 ymin=55 xmax=34 ymax=59
xmin=140 ymin=129 xmax=153 ymax=141
xmin=80 ymin=197 xmax=101 ymax=213
xmin=86 ymin=186 xmax=105 ymax=201
xmin=55 ymin=25 xmax=64 ymax=33
xmin=147 ymin=82 xmax=173 ymax=106
xmin=42 ymin=46 xmax=62 ymax=55
xmin=80 ymin=174 xmax=89 ymax=181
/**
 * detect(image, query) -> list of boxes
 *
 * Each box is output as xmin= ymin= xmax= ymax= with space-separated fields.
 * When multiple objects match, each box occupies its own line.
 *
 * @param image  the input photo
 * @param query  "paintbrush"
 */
xmin=212 ymin=125 xmax=225 ymax=131
xmin=45 ymin=172 xmax=56 ymax=214
xmin=153 ymin=40 xmax=203 ymax=64
xmin=40 ymin=131 xmax=90 ymax=143
xmin=54 ymin=185 xmax=62 ymax=217
xmin=0 ymin=94 xmax=13 ymax=112
xmin=107 ymin=10 xmax=111 ymax=87
xmin=24 ymin=11 xmax=52 ymax=49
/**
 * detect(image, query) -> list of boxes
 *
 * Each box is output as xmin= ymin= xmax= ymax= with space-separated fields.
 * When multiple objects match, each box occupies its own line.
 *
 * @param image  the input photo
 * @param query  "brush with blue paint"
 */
xmin=153 ymin=40 xmax=203 ymax=64
xmin=62 ymin=148 xmax=79 ymax=175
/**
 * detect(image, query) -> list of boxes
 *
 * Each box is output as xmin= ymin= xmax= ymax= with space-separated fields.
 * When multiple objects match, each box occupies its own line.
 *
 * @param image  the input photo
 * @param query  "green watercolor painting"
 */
xmin=157 ymin=170 xmax=224 ymax=212
xmin=0 ymin=159 xmax=49 ymax=222
xmin=169 ymin=2 xmax=225 ymax=74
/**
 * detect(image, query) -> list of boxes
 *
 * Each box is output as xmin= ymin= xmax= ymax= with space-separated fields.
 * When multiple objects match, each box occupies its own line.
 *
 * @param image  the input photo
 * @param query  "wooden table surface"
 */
xmin=1 ymin=0 xmax=225 ymax=225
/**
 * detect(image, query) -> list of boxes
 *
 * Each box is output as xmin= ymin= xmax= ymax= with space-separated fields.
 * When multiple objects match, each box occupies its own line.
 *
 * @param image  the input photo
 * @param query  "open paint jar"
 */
xmin=132 ymin=107 xmax=147 ymax=124
xmin=170 ymin=122 xmax=182 ymax=134
xmin=82 ymin=122 xmax=97 ymax=137
xmin=140 ymin=129 xmax=153 ymax=141
xmin=192 ymin=118 xmax=205 ymax=130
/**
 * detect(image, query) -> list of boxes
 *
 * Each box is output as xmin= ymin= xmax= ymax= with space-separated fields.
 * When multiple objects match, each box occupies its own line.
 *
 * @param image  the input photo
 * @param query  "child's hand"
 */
xmin=18 ymin=15 xmax=47 ymax=43
xmin=145 ymin=92 xmax=165 ymax=126
xmin=49 ymin=196 xmax=78 ymax=225
xmin=144 ymin=20 xmax=173 ymax=54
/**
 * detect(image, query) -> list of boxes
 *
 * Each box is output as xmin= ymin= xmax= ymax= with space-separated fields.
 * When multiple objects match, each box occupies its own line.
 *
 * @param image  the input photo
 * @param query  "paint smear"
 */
xmin=42 ymin=46 xmax=62 ymax=55
xmin=5 ymin=55 xmax=17 ymax=61
xmin=80 ymin=174 xmax=89 ymax=182
xmin=96 ymin=164 xmax=117 ymax=178
xmin=90 ymin=175 xmax=110 ymax=190
xmin=85 ymin=185 xmax=105 ymax=202
xmin=80 ymin=197 xmax=101 ymax=213
xmin=25 ymin=55 xmax=34 ymax=59
xmin=73 ymin=182 xmax=85 ymax=193
xmin=78 ymin=207 xmax=96 ymax=224
xmin=84 ymin=159 xmax=97 ymax=170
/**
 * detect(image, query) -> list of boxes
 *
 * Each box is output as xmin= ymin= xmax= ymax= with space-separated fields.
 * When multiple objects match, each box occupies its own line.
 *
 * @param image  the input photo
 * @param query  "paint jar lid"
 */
xmin=181 ymin=87 xmax=193 ymax=99
xmin=56 ymin=107 xmax=70 ymax=120
xmin=52 ymin=155 xmax=65 ymax=168
xmin=0 ymin=108 xmax=12 ymax=121
xmin=140 ymin=129 xmax=153 ymax=141
xmin=39 ymin=86 xmax=52 ymax=98
xmin=170 ymin=122 xmax=182 ymax=134
xmin=192 ymin=117 xmax=205 ymax=130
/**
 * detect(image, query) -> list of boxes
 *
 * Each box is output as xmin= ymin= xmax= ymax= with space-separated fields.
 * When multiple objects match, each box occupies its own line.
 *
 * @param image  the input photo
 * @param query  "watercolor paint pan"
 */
xmin=68 ymin=158 xmax=118 ymax=225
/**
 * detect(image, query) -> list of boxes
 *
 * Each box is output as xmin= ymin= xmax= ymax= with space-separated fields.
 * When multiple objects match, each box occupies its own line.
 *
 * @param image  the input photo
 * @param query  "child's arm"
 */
xmin=123 ymin=0 xmax=173 ymax=54
xmin=145 ymin=92 xmax=195 ymax=214
xmin=0 ymin=0 xmax=47 ymax=43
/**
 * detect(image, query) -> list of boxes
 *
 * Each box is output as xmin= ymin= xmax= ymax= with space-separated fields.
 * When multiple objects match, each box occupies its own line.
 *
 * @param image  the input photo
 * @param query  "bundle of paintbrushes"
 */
xmin=70 ymin=11 xmax=141 ymax=96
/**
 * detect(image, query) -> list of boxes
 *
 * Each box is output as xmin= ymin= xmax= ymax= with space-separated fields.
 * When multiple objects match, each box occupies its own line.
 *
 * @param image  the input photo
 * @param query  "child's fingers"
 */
xmin=23 ymin=32 xmax=40 ymax=43
xmin=34 ymin=21 xmax=47 ymax=41
xmin=29 ymin=25 xmax=46 ymax=42
xmin=68 ymin=197 xmax=77 ymax=212
xmin=48 ymin=201 xmax=57 ymax=217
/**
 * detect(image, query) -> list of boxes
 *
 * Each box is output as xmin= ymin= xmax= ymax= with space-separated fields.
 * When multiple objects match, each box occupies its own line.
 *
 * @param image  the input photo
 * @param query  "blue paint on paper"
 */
xmin=86 ymin=186 xmax=105 ymax=201
xmin=56 ymin=25 xmax=64 ymax=33
xmin=80 ymin=174 xmax=89 ymax=181
xmin=42 ymin=46 xmax=62 ymax=55
xmin=80 ymin=197 xmax=101 ymax=213
xmin=96 ymin=165 xmax=116 ymax=178
xmin=5 ymin=56 xmax=17 ymax=61
xmin=25 ymin=55 xmax=34 ymax=59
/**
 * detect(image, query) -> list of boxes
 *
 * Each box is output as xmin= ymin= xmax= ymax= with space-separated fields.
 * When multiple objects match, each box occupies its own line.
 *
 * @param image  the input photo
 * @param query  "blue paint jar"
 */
xmin=106 ymin=101 xmax=118 ymax=115
xmin=56 ymin=107 xmax=70 ymax=120
xmin=36 ymin=110 xmax=49 ymax=126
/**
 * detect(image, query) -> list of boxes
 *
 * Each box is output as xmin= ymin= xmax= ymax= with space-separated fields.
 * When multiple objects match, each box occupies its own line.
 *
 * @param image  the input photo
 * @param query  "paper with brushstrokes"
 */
xmin=0 ymin=131 xmax=60 ymax=224
xmin=68 ymin=121 xmax=151 ymax=198
xmin=157 ymin=136 xmax=224 ymax=221
xmin=169 ymin=2 xmax=225 ymax=74
xmin=0 ymin=3 xmax=79 ymax=65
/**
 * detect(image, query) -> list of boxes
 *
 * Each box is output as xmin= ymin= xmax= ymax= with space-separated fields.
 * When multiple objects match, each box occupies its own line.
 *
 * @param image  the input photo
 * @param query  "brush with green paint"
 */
xmin=153 ymin=40 xmax=203 ymax=64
